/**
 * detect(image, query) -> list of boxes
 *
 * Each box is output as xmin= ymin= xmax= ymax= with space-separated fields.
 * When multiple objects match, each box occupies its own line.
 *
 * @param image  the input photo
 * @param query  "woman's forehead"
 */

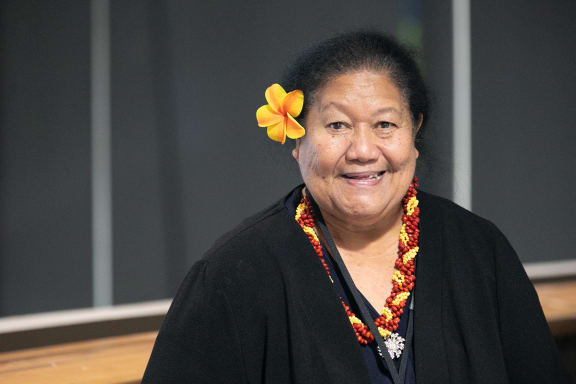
xmin=311 ymin=71 xmax=408 ymax=115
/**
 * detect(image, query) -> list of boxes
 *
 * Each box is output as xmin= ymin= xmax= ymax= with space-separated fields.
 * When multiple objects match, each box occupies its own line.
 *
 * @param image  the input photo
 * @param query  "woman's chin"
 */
xmin=305 ymin=178 xmax=408 ymax=232
xmin=308 ymin=182 xmax=402 ymax=226
xmin=332 ymin=200 xmax=396 ymax=226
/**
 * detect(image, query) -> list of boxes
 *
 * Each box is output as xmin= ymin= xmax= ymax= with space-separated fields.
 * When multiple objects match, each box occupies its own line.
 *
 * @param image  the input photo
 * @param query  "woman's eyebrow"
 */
xmin=320 ymin=102 xmax=401 ymax=117
xmin=372 ymin=107 xmax=401 ymax=116
xmin=319 ymin=101 xmax=344 ymax=113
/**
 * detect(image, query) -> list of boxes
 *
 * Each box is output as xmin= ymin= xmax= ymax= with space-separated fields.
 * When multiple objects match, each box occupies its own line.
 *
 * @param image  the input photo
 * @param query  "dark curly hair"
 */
xmin=282 ymin=30 xmax=429 ymax=149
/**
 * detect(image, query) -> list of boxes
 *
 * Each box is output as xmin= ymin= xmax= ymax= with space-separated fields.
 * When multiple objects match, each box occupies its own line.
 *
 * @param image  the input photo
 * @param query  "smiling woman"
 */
xmin=142 ymin=31 xmax=570 ymax=384
xmin=293 ymin=70 xmax=420 ymax=318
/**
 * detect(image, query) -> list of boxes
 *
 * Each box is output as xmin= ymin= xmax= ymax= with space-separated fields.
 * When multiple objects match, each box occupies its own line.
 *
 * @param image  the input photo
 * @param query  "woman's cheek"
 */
xmin=387 ymin=138 xmax=416 ymax=171
xmin=298 ymin=141 xmax=321 ymax=179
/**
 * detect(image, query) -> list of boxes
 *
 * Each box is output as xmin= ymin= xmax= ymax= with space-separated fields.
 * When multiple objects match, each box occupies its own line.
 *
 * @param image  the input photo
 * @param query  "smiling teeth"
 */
xmin=369 ymin=174 xmax=379 ymax=179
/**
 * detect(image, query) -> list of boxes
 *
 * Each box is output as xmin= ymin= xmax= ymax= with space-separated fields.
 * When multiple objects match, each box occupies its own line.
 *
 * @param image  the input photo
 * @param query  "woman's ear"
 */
xmin=292 ymin=139 xmax=300 ymax=161
xmin=414 ymin=114 xmax=422 ymax=159
xmin=415 ymin=113 xmax=423 ymax=134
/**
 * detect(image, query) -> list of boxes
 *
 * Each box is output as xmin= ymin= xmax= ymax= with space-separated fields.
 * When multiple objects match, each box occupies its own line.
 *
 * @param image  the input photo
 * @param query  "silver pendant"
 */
xmin=377 ymin=333 xmax=405 ymax=359
xmin=385 ymin=332 xmax=405 ymax=359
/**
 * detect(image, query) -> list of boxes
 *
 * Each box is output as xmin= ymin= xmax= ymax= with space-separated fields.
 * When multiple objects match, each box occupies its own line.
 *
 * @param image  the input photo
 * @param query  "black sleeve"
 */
xmin=142 ymin=260 xmax=247 ymax=384
xmin=494 ymin=230 xmax=571 ymax=383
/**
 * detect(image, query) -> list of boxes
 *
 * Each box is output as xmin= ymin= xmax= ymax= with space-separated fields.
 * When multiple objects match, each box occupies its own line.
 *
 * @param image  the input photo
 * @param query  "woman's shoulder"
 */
xmin=417 ymin=189 xmax=516 ymax=269
xmin=207 ymin=191 xmax=294 ymax=255
xmin=194 ymin=188 xmax=298 ymax=285
xmin=418 ymin=189 xmax=503 ymax=239
xmin=208 ymin=199 xmax=286 ymax=253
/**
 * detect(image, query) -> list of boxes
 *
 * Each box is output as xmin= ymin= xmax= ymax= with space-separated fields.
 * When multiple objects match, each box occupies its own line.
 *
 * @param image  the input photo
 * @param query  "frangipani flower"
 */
xmin=256 ymin=84 xmax=305 ymax=144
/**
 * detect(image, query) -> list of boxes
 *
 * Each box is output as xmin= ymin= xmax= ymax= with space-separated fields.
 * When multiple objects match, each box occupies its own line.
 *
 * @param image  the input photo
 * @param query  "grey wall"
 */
xmin=471 ymin=0 xmax=576 ymax=262
xmin=0 ymin=0 xmax=93 ymax=315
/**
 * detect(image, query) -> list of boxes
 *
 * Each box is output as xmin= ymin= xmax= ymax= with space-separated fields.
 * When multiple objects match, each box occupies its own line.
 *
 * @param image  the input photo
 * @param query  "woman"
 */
xmin=142 ymin=31 xmax=569 ymax=383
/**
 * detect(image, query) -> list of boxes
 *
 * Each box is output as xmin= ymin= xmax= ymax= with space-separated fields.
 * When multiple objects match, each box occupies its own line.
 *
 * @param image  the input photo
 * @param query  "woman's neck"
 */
xmin=318 ymin=201 xmax=404 ymax=257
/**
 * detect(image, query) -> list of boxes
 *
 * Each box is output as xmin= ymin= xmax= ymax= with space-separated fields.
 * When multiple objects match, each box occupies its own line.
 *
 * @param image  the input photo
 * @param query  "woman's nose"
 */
xmin=345 ymin=126 xmax=380 ymax=163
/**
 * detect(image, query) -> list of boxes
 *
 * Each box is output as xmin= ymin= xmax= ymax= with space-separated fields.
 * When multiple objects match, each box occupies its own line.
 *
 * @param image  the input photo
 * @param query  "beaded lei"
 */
xmin=294 ymin=178 xmax=420 ymax=358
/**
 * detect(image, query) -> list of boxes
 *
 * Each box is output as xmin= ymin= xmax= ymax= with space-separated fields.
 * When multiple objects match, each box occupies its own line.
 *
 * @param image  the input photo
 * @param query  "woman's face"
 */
xmin=293 ymin=70 xmax=420 ymax=228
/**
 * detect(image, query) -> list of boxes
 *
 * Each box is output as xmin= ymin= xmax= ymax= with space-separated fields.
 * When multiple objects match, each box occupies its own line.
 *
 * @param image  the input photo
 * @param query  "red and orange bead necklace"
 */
xmin=294 ymin=178 xmax=420 ymax=347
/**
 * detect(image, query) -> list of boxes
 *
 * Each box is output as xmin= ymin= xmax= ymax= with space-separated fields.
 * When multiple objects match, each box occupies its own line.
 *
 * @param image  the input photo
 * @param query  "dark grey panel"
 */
xmin=420 ymin=0 xmax=453 ymax=198
xmin=111 ymin=0 xmax=174 ymax=304
xmin=471 ymin=1 xmax=576 ymax=262
xmin=0 ymin=0 xmax=92 ymax=315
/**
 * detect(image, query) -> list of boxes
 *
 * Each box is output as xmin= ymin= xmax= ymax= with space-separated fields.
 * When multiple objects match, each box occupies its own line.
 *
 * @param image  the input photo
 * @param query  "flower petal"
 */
xmin=283 ymin=90 xmax=304 ymax=118
xmin=286 ymin=114 xmax=305 ymax=139
xmin=265 ymin=84 xmax=287 ymax=114
xmin=256 ymin=104 xmax=283 ymax=127
xmin=266 ymin=120 xmax=286 ymax=144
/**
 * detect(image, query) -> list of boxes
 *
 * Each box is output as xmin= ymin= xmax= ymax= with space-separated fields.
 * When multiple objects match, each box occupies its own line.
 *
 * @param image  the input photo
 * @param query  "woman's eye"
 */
xmin=378 ymin=121 xmax=394 ymax=129
xmin=327 ymin=122 xmax=346 ymax=130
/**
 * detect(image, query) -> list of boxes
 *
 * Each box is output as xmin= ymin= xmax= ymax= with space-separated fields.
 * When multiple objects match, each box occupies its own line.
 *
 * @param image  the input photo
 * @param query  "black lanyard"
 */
xmin=315 ymin=211 xmax=415 ymax=384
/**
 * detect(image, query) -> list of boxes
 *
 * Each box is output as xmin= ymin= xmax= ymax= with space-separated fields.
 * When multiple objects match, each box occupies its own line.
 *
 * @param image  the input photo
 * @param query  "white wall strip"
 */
xmin=91 ymin=0 xmax=113 ymax=307
xmin=0 ymin=300 xmax=171 ymax=334
xmin=524 ymin=260 xmax=576 ymax=281
xmin=452 ymin=0 xmax=472 ymax=210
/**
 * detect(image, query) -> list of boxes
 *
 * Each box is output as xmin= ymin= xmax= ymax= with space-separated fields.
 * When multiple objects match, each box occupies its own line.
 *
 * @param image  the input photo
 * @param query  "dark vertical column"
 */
xmin=147 ymin=1 xmax=189 ymax=298
xmin=110 ymin=0 xmax=171 ymax=303
xmin=0 ymin=0 xmax=92 ymax=315
xmin=420 ymin=0 xmax=453 ymax=199
xmin=471 ymin=1 xmax=576 ymax=262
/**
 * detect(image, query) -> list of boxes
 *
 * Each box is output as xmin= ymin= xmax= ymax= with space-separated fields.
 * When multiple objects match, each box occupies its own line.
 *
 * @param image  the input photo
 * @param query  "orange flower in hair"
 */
xmin=256 ymin=84 xmax=305 ymax=144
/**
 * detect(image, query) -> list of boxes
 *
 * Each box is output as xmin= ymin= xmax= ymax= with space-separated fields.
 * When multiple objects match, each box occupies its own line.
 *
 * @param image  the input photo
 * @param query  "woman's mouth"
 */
xmin=341 ymin=171 xmax=385 ymax=185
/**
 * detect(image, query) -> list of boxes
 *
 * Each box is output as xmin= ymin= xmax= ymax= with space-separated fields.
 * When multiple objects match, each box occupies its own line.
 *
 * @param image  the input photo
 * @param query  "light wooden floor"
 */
xmin=534 ymin=279 xmax=576 ymax=336
xmin=0 ymin=332 xmax=156 ymax=384
xmin=0 ymin=280 xmax=575 ymax=383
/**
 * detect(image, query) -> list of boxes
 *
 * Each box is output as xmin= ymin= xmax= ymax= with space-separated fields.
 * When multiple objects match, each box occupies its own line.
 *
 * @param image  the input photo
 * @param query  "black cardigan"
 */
xmin=142 ymin=189 xmax=569 ymax=383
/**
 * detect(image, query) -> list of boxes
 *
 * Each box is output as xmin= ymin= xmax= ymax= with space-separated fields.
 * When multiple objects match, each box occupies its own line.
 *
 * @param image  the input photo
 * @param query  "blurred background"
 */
xmin=0 ymin=0 xmax=575 ymax=381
